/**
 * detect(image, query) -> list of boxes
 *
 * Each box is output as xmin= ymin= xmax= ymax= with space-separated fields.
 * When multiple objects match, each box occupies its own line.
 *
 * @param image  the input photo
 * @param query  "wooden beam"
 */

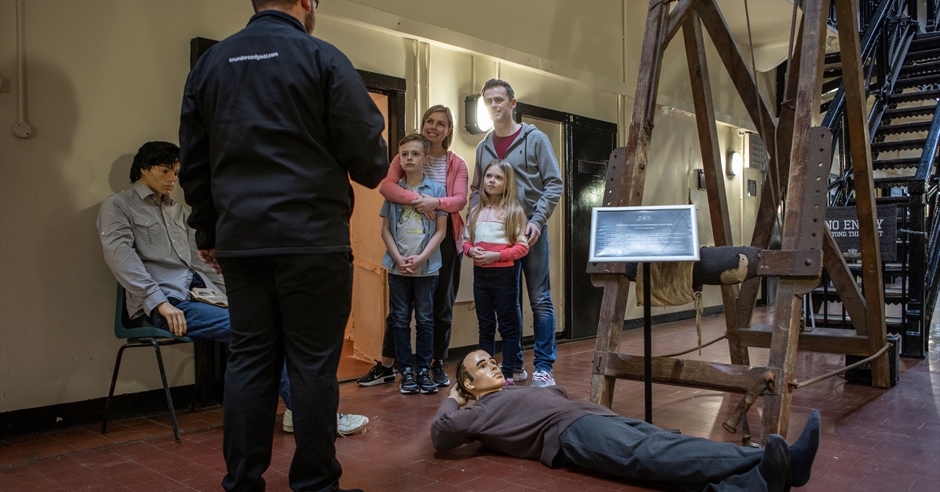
xmin=696 ymin=0 xmax=777 ymax=148
xmin=822 ymin=229 xmax=869 ymax=336
xmin=682 ymin=11 xmax=745 ymax=364
xmin=615 ymin=0 xmax=670 ymax=208
xmin=589 ymin=274 xmax=632 ymax=407
xmin=602 ymin=353 xmax=769 ymax=394
xmin=738 ymin=325 xmax=874 ymax=355
xmin=763 ymin=0 xmax=830 ymax=441
xmin=663 ymin=0 xmax=700 ymax=47
xmin=832 ymin=0 xmax=889 ymax=389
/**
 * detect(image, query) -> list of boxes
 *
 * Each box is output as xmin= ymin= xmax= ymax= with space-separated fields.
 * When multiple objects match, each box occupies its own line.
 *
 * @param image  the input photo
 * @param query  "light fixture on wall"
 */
xmin=464 ymin=94 xmax=493 ymax=135
xmin=726 ymin=150 xmax=743 ymax=178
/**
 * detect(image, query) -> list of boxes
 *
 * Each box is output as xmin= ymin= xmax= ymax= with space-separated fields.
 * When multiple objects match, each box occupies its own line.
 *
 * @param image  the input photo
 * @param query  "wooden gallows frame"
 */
xmin=588 ymin=0 xmax=892 ymax=442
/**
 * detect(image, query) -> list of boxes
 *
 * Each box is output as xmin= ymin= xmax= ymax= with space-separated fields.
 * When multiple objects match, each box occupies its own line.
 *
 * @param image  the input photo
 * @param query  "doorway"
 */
xmin=514 ymin=104 xmax=617 ymax=341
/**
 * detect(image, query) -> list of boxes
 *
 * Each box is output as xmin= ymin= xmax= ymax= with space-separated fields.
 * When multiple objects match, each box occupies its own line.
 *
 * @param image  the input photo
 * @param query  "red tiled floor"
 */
xmin=1 ymin=306 xmax=937 ymax=491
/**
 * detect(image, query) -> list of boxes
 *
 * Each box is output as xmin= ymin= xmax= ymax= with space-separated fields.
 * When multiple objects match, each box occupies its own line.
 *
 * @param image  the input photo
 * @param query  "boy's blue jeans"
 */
xmin=473 ymin=263 xmax=521 ymax=379
xmin=516 ymin=226 xmax=557 ymax=373
xmin=388 ymin=273 xmax=438 ymax=371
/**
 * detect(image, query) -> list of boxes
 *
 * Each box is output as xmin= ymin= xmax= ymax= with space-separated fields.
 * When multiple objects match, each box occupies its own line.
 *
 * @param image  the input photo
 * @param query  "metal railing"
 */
xmin=814 ymin=0 xmax=938 ymax=357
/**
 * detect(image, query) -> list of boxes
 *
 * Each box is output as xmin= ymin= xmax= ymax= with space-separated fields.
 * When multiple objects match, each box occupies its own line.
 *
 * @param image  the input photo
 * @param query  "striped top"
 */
xmin=425 ymin=154 xmax=448 ymax=186
xmin=461 ymin=206 xmax=529 ymax=268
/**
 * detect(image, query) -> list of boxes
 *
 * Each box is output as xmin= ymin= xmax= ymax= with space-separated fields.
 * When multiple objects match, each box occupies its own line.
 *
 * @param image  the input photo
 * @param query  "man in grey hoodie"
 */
xmin=470 ymin=79 xmax=564 ymax=387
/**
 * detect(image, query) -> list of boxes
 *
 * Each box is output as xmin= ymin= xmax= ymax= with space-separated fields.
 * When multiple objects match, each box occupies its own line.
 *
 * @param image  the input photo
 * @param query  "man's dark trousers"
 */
xmin=219 ymin=253 xmax=352 ymax=492
xmin=558 ymin=415 xmax=767 ymax=492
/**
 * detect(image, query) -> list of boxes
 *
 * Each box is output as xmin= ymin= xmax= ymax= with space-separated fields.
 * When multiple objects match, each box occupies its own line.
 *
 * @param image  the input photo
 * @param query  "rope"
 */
xmin=790 ymin=342 xmax=893 ymax=389
xmin=694 ymin=291 xmax=704 ymax=355
xmin=656 ymin=333 xmax=728 ymax=358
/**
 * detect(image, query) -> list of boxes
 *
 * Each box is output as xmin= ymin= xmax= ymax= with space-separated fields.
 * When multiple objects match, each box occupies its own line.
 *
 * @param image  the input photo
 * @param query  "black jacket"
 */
xmin=179 ymin=10 xmax=388 ymax=257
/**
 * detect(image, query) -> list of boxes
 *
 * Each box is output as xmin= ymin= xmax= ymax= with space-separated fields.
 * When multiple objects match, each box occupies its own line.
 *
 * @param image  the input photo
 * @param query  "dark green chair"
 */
xmin=101 ymin=284 xmax=193 ymax=441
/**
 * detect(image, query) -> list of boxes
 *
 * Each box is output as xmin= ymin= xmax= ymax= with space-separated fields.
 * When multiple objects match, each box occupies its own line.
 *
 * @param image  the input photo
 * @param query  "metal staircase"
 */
xmin=813 ymin=0 xmax=939 ymax=358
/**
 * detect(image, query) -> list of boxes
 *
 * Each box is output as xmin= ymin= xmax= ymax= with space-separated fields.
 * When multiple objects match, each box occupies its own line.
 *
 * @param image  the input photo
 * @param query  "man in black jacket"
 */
xmin=178 ymin=1 xmax=388 ymax=490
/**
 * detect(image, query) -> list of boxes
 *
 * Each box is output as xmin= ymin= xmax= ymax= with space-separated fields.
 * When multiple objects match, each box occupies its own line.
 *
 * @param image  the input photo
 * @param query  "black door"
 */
xmin=566 ymin=121 xmax=616 ymax=339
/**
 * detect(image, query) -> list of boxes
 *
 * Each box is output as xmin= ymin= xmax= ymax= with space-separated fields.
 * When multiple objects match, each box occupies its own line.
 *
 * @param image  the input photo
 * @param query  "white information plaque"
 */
xmin=589 ymin=205 xmax=700 ymax=263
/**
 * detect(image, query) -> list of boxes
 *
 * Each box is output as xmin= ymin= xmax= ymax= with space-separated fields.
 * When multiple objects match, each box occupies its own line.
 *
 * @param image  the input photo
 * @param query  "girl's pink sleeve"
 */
xmin=378 ymin=154 xmax=419 ymax=204
xmin=462 ymin=239 xmax=473 ymax=257
xmin=438 ymin=154 xmax=469 ymax=214
xmin=499 ymin=242 xmax=529 ymax=262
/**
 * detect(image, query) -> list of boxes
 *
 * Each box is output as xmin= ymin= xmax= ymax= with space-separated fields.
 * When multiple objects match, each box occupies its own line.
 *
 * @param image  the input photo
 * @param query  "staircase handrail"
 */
xmin=913 ymin=103 xmax=940 ymax=186
xmin=822 ymin=0 xmax=898 ymax=129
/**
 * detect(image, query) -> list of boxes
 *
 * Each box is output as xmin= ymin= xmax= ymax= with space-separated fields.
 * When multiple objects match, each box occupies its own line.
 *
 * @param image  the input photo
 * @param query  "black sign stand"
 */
xmin=643 ymin=262 xmax=653 ymax=424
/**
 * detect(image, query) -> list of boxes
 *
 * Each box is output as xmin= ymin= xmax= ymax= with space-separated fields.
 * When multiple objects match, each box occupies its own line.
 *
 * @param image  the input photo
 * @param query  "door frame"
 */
xmin=513 ymin=103 xmax=617 ymax=341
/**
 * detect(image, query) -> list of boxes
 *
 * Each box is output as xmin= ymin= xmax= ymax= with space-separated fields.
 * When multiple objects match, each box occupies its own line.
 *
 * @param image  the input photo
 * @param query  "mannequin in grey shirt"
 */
xmin=432 ymin=350 xmax=820 ymax=492
xmin=97 ymin=142 xmax=369 ymax=437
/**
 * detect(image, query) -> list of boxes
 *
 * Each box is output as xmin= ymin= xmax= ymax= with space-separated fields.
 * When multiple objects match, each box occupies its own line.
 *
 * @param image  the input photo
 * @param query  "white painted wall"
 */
xmin=1 ymin=0 xmax=777 ymax=412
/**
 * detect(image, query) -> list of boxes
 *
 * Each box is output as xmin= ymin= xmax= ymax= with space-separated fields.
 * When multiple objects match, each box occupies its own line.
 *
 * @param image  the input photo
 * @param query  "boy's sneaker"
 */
xmin=358 ymin=360 xmax=395 ymax=387
xmin=417 ymin=368 xmax=439 ymax=394
xmin=531 ymin=370 xmax=555 ymax=387
xmin=400 ymin=368 xmax=419 ymax=394
xmin=430 ymin=360 xmax=450 ymax=387
xmin=499 ymin=363 xmax=528 ymax=382
xmin=337 ymin=413 xmax=369 ymax=436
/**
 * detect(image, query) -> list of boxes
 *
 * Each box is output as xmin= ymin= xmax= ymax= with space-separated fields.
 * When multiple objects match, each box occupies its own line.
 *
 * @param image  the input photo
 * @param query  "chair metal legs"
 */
xmin=101 ymin=338 xmax=182 ymax=442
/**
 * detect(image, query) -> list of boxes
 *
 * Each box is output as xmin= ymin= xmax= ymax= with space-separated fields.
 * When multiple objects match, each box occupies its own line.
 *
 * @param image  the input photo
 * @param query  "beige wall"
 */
xmin=0 ymin=0 xmax=775 ymax=412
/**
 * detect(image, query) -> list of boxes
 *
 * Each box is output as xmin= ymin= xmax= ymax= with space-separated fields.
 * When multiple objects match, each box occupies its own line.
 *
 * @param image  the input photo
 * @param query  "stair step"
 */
xmin=872 ymin=157 xmax=922 ymax=170
xmin=871 ymin=139 xmax=926 ymax=154
xmin=894 ymin=74 xmax=940 ymax=89
xmin=900 ymin=60 xmax=940 ymax=76
xmin=877 ymin=120 xmax=933 ymax=136
xmin=812 ymin=287 xmax=906 ymax=305
xmin=874 ymin=176 xmax=925 ymax=188
xmin=883 ymin=105 xmax=936 ymax=119
xmin=908 ymin=34 xmax=940 ymax=52
xmin=905 ymin=47 xmax=940 ymax=63
xmin=887 ymin=89 xmax=940 ymax=104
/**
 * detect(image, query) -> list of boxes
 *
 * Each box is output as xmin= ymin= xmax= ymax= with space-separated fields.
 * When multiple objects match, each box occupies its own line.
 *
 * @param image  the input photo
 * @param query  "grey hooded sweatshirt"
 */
xmin=470 ymin=123 xmax=564 ymax=231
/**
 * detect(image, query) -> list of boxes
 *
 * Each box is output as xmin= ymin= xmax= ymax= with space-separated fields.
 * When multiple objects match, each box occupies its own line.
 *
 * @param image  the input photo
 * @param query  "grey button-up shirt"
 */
xmin=97 ymin=181 xmax=224 ymax=319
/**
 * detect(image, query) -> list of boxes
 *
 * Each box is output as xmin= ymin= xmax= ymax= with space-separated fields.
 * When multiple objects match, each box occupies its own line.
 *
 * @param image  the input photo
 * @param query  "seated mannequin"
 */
xmin=431 ymin=350 xmax=820 ymax=492
xmin=98 ymin=141 xmax=368 ymax=437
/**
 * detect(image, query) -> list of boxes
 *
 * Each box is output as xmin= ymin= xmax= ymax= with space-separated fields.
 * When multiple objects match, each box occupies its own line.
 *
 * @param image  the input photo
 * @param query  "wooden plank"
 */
xmin=663 ymin=0 xmax=700 ymax=47
xmin=757 ymin=250 xmax=823 ymax=277
xmin=832 ymin=0 xmax=889 ymax=389
xmin=764 ymin=0 xmax=830 ymax=441
xmin=602 ymin=353 xmax=769 ymax=393
xmin=616 ymin=0 xmax=669 ymax=208
xmin=682 ymin=11 xmax=744 ymax=365
xmin=587 ymin=149 xmax=631 ymax=275
xmin=822 ymin=229 xmax=869 ymax=336
xmin=589 ymin=274 xmax=632 ymax=407
xmin=696 ymin=0 xmax=777 ymax=152
xmin=739 ymin=324 xmax=874 ymax=355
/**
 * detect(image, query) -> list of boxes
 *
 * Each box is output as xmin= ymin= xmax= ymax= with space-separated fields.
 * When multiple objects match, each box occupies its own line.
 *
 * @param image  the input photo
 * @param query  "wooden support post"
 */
xmin=682 ymin=11 xmax=743 ymax=364
xmin=734 ymin=16 xmax=804 ymax=344
xmin=763 ymin=0 xmax=830 ymax=439
xmin=663 ymin=0 xmax=700 ymax=47
xmin=589 ymin=0 xmax=670 ymax=406
xmin=589 ymin=274 xmax=631 ymax=407
xmin=832 ymin=0 xmax=890 ymax=389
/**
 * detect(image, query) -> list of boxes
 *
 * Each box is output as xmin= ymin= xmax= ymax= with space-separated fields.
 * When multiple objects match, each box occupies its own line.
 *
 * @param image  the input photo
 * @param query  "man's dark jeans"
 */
xmin=218 ymin=253 xmax=351 ymax=492
xmin=388 ymin=273 xmax=438 ymax=371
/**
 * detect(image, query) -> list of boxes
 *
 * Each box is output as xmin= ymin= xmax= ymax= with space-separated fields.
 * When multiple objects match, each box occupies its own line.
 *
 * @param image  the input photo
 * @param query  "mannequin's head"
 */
xmin=456 ymin=350 xmax=506 ymax=400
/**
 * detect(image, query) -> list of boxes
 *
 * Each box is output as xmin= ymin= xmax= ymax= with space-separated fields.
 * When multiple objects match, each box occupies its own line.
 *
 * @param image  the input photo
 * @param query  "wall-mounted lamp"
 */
xmin=726 ymin=150 xmax=743 ymax=178
xmin=464 ymin=94 xmax=493 ymax=135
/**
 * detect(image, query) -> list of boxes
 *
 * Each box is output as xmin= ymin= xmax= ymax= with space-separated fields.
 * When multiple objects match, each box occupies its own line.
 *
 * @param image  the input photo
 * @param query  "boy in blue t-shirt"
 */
xmin=380 ymin=134 xmax=448 ymax=394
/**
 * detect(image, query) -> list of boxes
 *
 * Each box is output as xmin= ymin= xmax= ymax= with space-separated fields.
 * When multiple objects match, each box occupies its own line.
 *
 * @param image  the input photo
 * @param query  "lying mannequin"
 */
xmin=431 ymin=350 xmax=819 ymax=492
